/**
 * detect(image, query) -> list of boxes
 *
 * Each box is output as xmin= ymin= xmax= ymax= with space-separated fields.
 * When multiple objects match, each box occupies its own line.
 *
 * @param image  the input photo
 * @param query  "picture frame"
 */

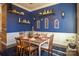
xmin=36 ymin=20 xmax=40 ymax=29
xmin=54 ymin=19 xmax=60 ymax=29
xmin=44 ymin=17 xmax=49 ymax=29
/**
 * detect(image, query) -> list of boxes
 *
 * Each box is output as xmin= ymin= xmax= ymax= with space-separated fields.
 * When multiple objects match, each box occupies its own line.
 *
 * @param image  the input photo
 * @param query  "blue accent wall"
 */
xmin=7 ymin=3 xmax=77 ymax=33
xmin=7 ymin=5 xmax=33 ymax=33
xmin=32 ymin=3 xmax=77 ymax=33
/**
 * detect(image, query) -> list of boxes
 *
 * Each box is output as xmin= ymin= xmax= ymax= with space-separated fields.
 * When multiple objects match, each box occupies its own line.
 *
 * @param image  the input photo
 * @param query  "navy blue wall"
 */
xmin=7 ymin=3 xmax=77 ymax=33
xmin=32 ymin=3 xmax=77 ymax=33
xmin=7 ymin=5 xmax=33 ymax=33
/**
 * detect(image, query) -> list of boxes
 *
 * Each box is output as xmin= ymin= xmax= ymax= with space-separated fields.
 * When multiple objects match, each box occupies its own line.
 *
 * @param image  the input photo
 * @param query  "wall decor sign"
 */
xmin=44 ymin=18 xmax=49 ymax=29
xmin=18 ymin=18 xmax=30 ymax=24
xmin=54 ymin=19 xmax=60 ymax=29
xmin=36 ymin=20 xmax=40 ymax=29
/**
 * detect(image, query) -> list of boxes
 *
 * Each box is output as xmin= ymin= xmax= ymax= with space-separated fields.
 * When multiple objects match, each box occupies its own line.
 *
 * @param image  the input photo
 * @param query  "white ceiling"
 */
xmin=13 ymin=3 xmax=57 ymax=11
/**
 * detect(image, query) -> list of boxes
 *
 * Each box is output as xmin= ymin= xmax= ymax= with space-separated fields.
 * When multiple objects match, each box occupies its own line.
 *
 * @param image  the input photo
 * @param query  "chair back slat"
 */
xmin=15 ymin=37 xmax=28 ymax=48
xmin=19 ymin=32 xmax=25 ymax=38
xmin=15 ymin=37 xmax=21 ymax=46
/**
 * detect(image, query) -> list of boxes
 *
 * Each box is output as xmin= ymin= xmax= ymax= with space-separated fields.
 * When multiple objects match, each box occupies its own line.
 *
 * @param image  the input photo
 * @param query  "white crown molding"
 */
xmin=12 ymin=3 xmax=58 ymax=12
xmin=30 ymin=3 xmax=57 ymax=11
xmin=12 ymin=3 xmax=32 ymax=11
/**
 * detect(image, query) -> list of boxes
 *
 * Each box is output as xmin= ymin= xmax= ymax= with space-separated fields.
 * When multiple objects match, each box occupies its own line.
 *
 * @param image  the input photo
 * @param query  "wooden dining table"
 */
xmin=16 ymin=36 xmax=49 ymax=56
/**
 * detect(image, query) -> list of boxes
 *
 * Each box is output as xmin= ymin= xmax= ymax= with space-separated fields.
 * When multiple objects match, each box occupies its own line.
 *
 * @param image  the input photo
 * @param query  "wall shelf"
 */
xmin=8 ymin=10 xmax=24 ymax=15
xmin=38 ymin=12 xmax=55 ymax=16
xmin=38 ymin=9 xmax=55 ymax=16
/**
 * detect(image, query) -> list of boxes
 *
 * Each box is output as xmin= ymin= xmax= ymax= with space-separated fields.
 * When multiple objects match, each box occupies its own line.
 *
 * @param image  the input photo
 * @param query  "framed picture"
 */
xmin=36 ymin=20 xmax=40 ymax=29
xmin=44 ymin=18 xmax=49 ymax=29
xmin=54 ymin=19 xmax=60 ymax=29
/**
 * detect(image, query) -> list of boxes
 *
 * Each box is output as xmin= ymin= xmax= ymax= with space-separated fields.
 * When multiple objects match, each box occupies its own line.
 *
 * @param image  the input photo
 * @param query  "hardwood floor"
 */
xmin=0 ymin=45 xmax=66 ymax=56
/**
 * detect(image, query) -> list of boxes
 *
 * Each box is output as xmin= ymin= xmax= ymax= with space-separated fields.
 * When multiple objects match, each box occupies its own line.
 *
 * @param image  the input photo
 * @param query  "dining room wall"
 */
xmin=32 ymin=3 xmax=77 ymax=33
xmin=6 ymin=3 xmax=77 ymax=34
xmin=6 ymin=4 xmax=33 ymax=46
xmin=31 ymin=3 xmax=77 ymax=47
xmin=6 ymin=3 xmax=77 ymax=47
xmin=7 ymin=4 xmax=33 ymax=33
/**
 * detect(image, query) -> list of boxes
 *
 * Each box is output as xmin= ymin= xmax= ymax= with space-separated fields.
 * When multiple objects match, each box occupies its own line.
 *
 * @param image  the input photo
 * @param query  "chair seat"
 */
xmin=25 ymin=46 xmax=38 ymax=52
xmin=41 ymin=42 xmax=49 ymax=50
xmin=17 ymin=45 xmax=24 ymax=48
xmin=17 ymin=44 xmax=28 ymax=48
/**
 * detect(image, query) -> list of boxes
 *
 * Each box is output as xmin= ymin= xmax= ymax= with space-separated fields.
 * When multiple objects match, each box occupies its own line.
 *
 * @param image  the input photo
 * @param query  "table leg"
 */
xmin=38 ymin=40 xmax=48 ymax=56
xmin=39 ymin=45 xmax=41 ymax=56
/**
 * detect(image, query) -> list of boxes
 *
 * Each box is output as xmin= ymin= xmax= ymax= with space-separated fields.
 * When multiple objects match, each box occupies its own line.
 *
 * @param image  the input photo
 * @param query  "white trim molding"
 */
xmin=12 ymin=3 xmax=58 ymax=11
xmin=7 ymin=31 xmax=76 ymax=47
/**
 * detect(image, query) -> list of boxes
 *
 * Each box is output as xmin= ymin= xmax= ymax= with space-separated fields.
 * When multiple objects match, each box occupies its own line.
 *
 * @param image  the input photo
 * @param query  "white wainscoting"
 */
xmin=7 ymin=31 xmax=30 ymax=46
xmin=7 ymin=31 xmax=76 ymax=47
xmin=33 ymin=31 xmax=76 ymax=46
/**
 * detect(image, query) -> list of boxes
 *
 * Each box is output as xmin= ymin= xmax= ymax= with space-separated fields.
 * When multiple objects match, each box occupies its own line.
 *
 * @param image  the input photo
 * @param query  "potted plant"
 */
xmin=66 ymin=36 xmax=76 ymax=49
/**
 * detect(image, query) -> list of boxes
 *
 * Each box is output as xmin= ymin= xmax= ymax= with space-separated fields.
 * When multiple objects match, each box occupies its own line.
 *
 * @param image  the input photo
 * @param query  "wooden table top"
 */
xmin=15 ymin=36 xmax=49 ymax=46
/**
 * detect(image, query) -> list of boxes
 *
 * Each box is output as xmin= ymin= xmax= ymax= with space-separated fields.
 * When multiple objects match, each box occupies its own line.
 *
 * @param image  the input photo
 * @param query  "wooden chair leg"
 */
xmin=20 ymin=48 xmax=24 ymax=56
xmin=32 ymin=50 xmax=37 ymax=56
xmin=50 ymin=51 xmax=52 ymax=56
xmin=35 ymin=50 xmax=37 ymax=56
xmin=19 ymin=48 xmax=21 ymax=56
xmin=16 ymin=47 xmax=20 ymax=56
xmin=48 ymin=51 xmax=52 ymax=56
xmin=48 ymin=51 xmax=50 ymax=56
xmin=29 ymin=51 xmax=31 ymax=56
xmin=22 ymin=49 xmax=25 ymax=55
xmin=24 ymin=50 xmax=28 ymax=56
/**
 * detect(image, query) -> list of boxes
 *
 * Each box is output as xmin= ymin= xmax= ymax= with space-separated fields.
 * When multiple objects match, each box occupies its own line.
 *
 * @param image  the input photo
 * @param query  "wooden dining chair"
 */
xmin=19 ymin=32 xmax=25 ymax=38
xmin=15 ymin=37 xmax=22 ymax=55
xmin=40 ymin=34 xmax=54 ymax=56
xmin=15 ymin=37 xmax=27 ymax=56
xmin=23 ymin=38 xmax=38 ymax=56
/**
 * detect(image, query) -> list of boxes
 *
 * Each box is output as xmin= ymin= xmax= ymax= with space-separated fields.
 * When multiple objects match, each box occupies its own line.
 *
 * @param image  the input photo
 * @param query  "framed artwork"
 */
xmin=54 ymin=19 xmax=60 ymax=29
xmin=44 ymin=18 xmax=49 ymax=29
xmin=36 ymin=20 xmax=40 ymax=29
